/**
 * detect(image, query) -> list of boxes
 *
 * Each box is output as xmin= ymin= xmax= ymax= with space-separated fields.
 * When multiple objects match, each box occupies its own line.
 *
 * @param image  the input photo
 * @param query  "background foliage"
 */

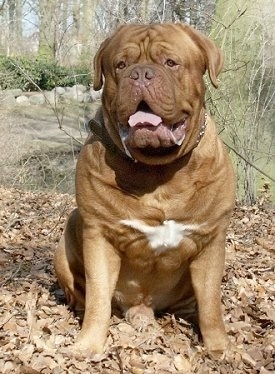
xmin=0 ymin=57 xmax=90 ymax=91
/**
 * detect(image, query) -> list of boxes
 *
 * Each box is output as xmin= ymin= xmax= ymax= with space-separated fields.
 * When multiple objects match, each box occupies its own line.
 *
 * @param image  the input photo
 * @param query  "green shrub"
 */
xmin=0 ymin=56 xmax=91 ymax=91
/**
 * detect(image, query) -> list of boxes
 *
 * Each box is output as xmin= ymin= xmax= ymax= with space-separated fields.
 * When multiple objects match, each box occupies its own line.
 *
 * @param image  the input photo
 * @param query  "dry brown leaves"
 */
xmin=0 ymin=187 xmax=274 ymax=373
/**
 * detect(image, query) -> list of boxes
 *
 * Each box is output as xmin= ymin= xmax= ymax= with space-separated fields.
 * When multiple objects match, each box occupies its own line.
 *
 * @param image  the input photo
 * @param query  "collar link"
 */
xmin=195 ymin=112 xmax=207 ymax=145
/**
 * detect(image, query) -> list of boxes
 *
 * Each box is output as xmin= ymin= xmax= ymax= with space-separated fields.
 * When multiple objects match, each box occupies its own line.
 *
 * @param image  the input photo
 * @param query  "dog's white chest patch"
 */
xmin=120 ymin=219 xmax=200 ymax=253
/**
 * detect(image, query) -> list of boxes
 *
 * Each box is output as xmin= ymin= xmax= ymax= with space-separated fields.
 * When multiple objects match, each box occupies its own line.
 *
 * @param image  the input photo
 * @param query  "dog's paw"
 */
xmin=67 ymin=350 xmax=106 ymax=362
xmin=207 ymin=342 xmax=243 ymax=364
xmin=206 ymin=340 xmax=232 ymax=361
xmin=64 ymin=333 xmax=106 ymax=360
xmin=63 ymin=343 xmax=106 ymax=361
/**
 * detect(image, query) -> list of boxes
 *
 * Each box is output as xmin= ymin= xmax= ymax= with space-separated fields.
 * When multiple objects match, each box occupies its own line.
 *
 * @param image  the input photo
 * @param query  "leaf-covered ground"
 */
xmin=0 ymin=187 xmax=274 ymax=373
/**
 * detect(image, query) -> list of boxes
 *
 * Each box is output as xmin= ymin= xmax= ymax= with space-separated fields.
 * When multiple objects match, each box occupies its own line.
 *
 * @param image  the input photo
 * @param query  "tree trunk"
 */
xmin=38 ymin=0 xmax=57 ymax=60
xmin=80 ymin=0 xmax=97 ymax=61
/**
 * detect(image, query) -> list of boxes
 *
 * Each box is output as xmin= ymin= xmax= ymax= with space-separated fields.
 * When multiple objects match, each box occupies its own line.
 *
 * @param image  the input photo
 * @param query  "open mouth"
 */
xmin=119 ymin=102 xmax=187 ymax=158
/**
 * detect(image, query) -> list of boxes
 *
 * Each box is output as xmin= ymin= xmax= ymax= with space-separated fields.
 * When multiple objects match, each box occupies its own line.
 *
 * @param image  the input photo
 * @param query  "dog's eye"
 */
xmin=165 ymin=59 xmax=178 ymax=68
xmin=116 ymin=61 xmax=126 ymax=70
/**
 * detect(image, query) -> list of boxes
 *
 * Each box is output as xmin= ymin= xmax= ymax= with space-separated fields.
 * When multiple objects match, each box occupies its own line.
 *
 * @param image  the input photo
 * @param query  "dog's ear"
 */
xmin=182 ymin=24 xmax=224 ymax=88
xmin=93 ymin=25 xmax=128 ymax=91
xmin=93 ymin=38 xmax=110 ymax=91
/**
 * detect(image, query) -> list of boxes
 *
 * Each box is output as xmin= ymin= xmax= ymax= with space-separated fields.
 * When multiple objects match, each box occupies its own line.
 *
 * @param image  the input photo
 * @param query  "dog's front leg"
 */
xmin=189 ymin=233 xmax=229 ymax=356
xmin=73 ymin=231 xmax=121 ymax=355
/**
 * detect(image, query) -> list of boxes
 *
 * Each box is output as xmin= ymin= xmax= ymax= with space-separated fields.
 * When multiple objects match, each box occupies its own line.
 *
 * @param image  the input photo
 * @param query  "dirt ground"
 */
xmin=0 ymin=186 xmax=274 ymax=373
xmin=0 ymin=103 xmax=100 ymax=193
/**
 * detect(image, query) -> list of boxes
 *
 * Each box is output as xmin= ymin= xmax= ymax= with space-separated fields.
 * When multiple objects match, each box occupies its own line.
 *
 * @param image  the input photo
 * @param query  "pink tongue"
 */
xmin=128 ymin=111 xmax=162 ymax=127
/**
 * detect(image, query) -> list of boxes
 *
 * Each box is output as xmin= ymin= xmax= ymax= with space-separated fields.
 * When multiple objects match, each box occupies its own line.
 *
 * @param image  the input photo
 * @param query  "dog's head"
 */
xmin=93 ymin=23 xmax=223 ymax=165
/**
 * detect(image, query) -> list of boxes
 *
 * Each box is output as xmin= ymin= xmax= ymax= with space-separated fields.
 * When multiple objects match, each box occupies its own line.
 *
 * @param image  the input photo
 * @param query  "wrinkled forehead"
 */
xmin=103 ymin=24 xmax=201 ymax=61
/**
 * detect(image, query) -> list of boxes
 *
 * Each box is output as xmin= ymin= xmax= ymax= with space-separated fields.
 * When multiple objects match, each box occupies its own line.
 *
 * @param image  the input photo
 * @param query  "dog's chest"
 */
xmin=101 ymin=160 xmax=204 ymax=256
xmin=120 ymin=218 xmax=200 ymax=253
xmin=114 ymin=217 xmax=198 ymax=310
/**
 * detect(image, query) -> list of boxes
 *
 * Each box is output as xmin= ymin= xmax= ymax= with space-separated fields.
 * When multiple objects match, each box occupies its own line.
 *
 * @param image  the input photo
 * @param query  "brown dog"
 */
xmin=55 ymin=23 xmax=235 ymax=356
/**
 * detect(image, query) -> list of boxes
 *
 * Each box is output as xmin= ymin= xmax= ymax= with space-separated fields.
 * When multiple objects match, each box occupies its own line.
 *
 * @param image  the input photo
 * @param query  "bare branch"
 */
xmin=224 ymin=141 xmax=275 ymax=183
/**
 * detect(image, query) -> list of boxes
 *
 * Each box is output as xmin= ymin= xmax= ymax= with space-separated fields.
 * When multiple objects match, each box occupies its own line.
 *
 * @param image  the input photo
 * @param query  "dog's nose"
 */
xmin=130 ymin=66 xmax=155 ymax=84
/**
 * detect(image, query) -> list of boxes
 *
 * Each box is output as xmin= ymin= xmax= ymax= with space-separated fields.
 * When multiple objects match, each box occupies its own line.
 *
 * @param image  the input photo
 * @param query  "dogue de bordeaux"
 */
xmin=54 ymin=23 xmax=235 ymax=356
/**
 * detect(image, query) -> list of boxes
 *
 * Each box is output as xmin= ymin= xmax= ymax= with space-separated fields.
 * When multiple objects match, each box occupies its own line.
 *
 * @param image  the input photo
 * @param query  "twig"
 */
xmin=0 ymin=311 xmax=18 ymax=328
xmin=115 ymin=347 xmax=125 ymax=374
xmin=0 ymin=263 xmax=22 ymax=286
xmin=224 ymin=141 xmax=275 ymax=183
xmin=47 ymin=197 xmax=71 ymax=235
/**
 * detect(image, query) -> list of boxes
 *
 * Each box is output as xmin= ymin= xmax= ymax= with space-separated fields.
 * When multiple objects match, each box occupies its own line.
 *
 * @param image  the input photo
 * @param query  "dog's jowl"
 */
xmin=55 ymin=23 xmax=235 ymax=356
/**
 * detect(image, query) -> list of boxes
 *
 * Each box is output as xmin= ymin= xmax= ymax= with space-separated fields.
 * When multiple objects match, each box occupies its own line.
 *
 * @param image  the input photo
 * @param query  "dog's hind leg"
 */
xmin=54 ymin=209 xmax=85 ymax=311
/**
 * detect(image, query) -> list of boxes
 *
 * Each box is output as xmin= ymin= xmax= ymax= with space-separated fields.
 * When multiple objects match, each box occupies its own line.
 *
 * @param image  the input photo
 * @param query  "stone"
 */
xmin=0 ymin=91 xmax=16 ymax=107
xmin=59 ymin=91 xmax=74 ymax=103
xmin=52 ymin=87 xmax=66 ymax=95
xmin=5 ymin=88 xmax=23 ymax=98
xmin=74 ymin=92 xmax=84 ymax=103
xmin=44 ymin=91 xmax=58 ymax=106
xmin=16 ymin=96 xmax=30 ymax=105
xmin=60 ymin=90 xmax=84 ymax=103
xmin=29 ymin=93 xmax=45 ymax=105
xmin=72 ymin=84 xmax=87 ymax=93
xmin=83 ymin=93 xmax=92 ymax=103
xmin=0 ymin=86 xmax=98 ymax=105
xmin=89 ymin=89 xmax=102 ymax=102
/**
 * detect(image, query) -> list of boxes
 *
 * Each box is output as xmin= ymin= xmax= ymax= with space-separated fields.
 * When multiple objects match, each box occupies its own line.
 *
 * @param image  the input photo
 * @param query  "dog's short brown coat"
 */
xmin=55 ymin=23 xmax=235 ymax=355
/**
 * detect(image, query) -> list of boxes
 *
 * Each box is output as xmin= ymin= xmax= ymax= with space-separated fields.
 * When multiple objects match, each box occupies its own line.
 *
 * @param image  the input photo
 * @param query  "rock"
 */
xmin=44 ymin=91 xmax=58 ymax=105
xmin=72 ymin=84 xmax=87 ymax=93
xmin=60 ymin=90 xmax=84 ymax=103
xmin=29 ymin=93 xmax=45 ymax=105
xmin=60 ymin=91 xmax=74 ymax=103
xmin=89 ymin=89 xmax=102 ymax=102
xmin=73 ymin=92 xmax=84 ymax=103
xmin=0 ymin=91 xmax=16 ymax=107
xmin=83 ymin=93 xmax=92 ymax=103
xmin=5 ymin=88 xmax=23 ymax=98
xmin=16 ymin=96 xmax=30 ymax=105
xmin=52 ymin=87 xmax=66 ymax=95
xmin=1 ymin=86 xmax=98 ymax=105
